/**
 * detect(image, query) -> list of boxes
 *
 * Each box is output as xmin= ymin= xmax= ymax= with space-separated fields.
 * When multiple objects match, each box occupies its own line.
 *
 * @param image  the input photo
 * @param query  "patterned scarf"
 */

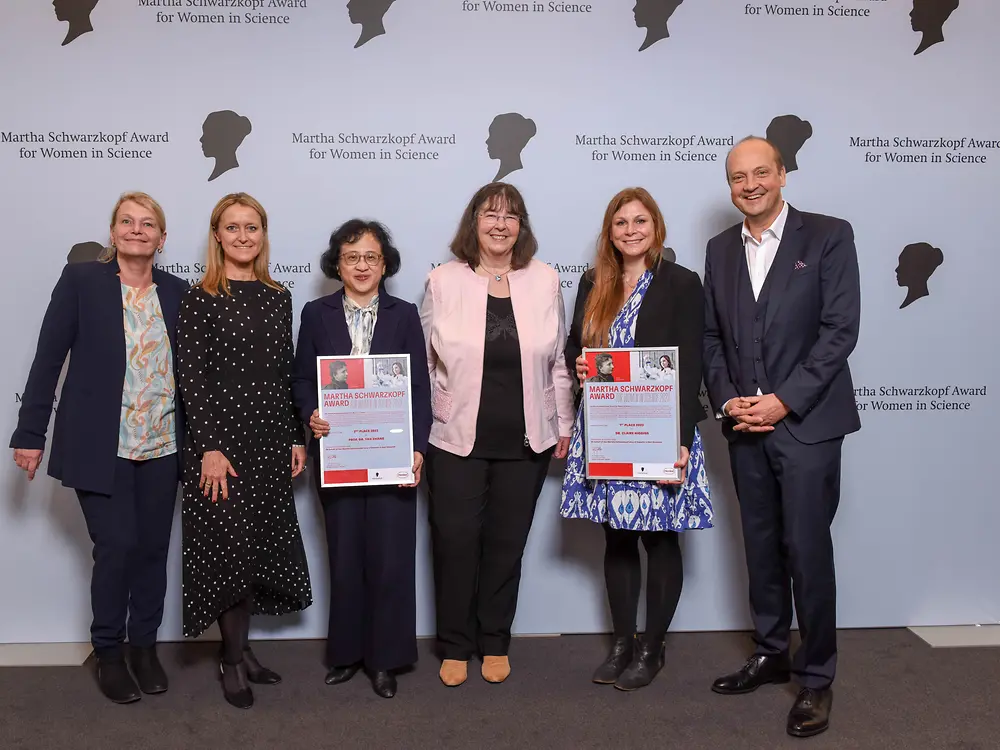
xmin=343 ymin=292 xmax=379 ymax=355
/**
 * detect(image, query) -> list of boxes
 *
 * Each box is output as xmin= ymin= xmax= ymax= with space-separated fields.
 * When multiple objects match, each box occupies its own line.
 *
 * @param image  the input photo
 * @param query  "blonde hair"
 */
xmin=99 ymin=191 xmax=167 ymax=263
xmin=198 ymin=192 xmax=283 ymax=296
xmin=581 ymin=187 xmax=666 ymax=348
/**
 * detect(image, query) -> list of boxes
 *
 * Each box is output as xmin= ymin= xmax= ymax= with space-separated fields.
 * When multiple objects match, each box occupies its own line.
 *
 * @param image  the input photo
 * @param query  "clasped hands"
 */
xmin=726 ymin=393 xmax=789 ymax=432
xmin=575 ymin=354 xmax=689 ymax=485
xmin=310 ymin=409 xmax=425 ymax=487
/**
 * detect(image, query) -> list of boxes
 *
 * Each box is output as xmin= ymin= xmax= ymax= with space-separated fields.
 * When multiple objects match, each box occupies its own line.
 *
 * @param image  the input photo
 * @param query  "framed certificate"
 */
xmin=582 ymin=346 xmax=681 ymax=482
xmin=316 ymin=354 xmax=415 ymax=487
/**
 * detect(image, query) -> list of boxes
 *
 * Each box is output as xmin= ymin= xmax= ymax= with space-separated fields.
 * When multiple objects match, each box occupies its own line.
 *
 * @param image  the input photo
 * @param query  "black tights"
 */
xmin=218 ymin=595 xmax=253 ymax=665
xmin=604 ymin=526 xmax=683 ymax=642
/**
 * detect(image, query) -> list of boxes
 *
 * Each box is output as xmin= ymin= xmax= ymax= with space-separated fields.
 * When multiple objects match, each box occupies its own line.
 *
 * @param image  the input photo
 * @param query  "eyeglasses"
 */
xmin=341 ymin=251 xmax=383 ymax=266
xmin=479 ymin=211 xmax=521 ymax=226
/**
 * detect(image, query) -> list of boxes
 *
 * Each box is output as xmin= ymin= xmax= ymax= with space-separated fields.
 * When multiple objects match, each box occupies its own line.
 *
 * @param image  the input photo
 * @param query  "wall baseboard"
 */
xmin=908 ymin=625 xmax=1000 ymax=648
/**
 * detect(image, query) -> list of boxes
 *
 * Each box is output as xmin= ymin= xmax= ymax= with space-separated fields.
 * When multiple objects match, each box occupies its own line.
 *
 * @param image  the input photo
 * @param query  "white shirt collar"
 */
xmin=741 ymin=200 xmax=789 ymax=245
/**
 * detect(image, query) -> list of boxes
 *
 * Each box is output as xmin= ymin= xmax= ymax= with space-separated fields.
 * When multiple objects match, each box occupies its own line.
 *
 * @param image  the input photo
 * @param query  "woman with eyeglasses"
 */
xmin=420 ymin=182 xmax=574 ymax=687
xmin=291 ymin=219 xmax=431 ymax=699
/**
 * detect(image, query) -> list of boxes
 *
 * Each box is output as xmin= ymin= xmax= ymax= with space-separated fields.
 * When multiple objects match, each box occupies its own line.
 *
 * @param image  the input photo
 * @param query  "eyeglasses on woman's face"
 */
xmin=478 ymin=211 xmax=521 ymax=227
xmin=341 ymin=251 xmax=383 ymax=266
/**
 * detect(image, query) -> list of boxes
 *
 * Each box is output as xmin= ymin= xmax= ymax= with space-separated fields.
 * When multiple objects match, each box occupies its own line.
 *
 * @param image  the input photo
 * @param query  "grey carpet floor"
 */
xmin=1 ymin=629 xmax=997 ymax=750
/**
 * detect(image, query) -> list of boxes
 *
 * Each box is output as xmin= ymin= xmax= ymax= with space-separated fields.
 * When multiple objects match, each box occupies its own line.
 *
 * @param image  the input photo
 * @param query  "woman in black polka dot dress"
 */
xmin=177 ymin=193 xmax=313 ymax=710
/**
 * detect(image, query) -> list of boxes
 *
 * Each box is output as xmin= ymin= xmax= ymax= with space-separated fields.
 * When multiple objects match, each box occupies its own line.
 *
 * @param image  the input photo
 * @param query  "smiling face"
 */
xmin=476 ymin=199 xmax=521 ymax=262
xmin=610 ymin=199 xmax=655 ymax=260
xmin=338 ymin=232 xmax=384 ymax=300
xmin=110 ymin=200 xmax=164 ymax=260
xmin=726 ymin=139 xmax=786 ymax=225
xmin=214 ymin=203 xmax=263 ymax=271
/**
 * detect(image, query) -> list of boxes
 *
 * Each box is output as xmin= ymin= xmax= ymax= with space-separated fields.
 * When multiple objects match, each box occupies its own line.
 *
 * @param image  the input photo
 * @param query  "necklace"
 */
xmin=479 ymin=261 xmax=511 ymax=282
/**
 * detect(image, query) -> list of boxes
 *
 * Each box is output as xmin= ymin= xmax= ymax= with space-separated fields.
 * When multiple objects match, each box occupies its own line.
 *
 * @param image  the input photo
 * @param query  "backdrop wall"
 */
xmin=0 ymin=0 xmax=995 ymax=644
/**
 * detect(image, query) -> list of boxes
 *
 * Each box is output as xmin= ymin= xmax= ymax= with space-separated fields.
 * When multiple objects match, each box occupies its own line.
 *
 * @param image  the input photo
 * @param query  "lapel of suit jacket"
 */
xmin=369 ymin=288 xmax=399 ymax=355
xmin=763 ymin=205 xmax=805 ymax=337
xmin=320 ymin=289 xmax=353 ymax=354
xmin=100 ymin=258 xmax=127 ymax=367
xmin=724 ymin=228 xmax=744 ymax=343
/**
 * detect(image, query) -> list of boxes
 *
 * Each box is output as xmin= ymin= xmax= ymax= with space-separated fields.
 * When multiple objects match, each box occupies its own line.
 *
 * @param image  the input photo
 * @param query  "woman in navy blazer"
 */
xmin=291 ymin=219 xmax=431 ymax=699
xmin=10 ymin=192 xmax=188 ymax=705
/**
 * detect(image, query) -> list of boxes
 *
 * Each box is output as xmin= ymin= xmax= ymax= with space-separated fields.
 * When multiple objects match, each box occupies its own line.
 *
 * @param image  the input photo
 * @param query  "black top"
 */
xmin=566 ymin=259 xmax=706 ymax=449
xmin=470 ymin=294 xmax=529 ymax=459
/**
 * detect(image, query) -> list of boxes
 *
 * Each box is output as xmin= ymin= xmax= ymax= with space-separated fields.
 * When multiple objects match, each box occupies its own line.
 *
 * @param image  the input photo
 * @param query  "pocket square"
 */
xmin=794 ymin=260 xmax=807 ymax=270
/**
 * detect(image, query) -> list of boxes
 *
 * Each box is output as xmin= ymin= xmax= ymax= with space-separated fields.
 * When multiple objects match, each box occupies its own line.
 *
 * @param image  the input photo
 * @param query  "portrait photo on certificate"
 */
xmin=316 ymin=354 xmax=415 ymax=487
xmin=582 ymin=346 xmax=681 ymax=481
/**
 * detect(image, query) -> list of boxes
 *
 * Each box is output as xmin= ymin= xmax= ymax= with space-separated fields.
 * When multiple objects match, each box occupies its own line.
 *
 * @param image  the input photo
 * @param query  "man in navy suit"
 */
xmin=702 ymin=136 xmax=861 ymax=738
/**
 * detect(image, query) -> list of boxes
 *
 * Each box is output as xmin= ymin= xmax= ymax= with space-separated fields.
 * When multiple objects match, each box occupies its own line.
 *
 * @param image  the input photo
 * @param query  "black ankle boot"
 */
xmin=96 ymin=656 xmax=141 ymax=704
xmin=592 ymin=635 xmax=635 ymax=684
xmin=129 ymin=645 xmax=168 ymax=694
xmin=614 ymin=635 xmax=665 ymax=691
xmin=219 ymin=661 xmax=254 ymax=709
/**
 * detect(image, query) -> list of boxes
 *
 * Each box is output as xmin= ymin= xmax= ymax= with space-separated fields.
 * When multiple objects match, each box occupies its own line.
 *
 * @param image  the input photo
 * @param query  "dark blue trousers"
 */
xmin=76 ymin=455 xmax=179 ymax=658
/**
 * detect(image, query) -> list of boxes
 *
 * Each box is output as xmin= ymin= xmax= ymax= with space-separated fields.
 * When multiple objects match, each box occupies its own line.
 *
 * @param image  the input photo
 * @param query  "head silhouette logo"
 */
xmin=766 ymin=115 xmax=813 ymax=172
xmin=347 ymin=0 xmax=398 ymax=49
xmin=67 ymin=241 xmax=103 ymax=264
xmin=54 ymin=0 xmax=99 ymax=46
xmin=896 ymin=242 xmax=944 ymax=309
xmin=911 ymin=0 xmax=960 ymax=55
xmin=201 ymin=111 xmax=252 ymax=182
xmin=633 ymin=0 xmax=684 ymax=52
xmin=486 ymin=113 xmax=537 ymax=181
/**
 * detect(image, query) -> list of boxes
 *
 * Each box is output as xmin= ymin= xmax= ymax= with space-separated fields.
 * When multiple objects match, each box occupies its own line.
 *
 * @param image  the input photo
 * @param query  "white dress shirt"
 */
xmin=723 ymin=201 xmax=789 ymax=413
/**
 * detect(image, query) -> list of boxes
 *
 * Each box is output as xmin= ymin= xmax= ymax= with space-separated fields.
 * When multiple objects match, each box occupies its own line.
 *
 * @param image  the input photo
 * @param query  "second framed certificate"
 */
xmin=317 ymin=354 xmax=415 ymax=488
xmin=582 ymin=346 xmax=681 ymax=482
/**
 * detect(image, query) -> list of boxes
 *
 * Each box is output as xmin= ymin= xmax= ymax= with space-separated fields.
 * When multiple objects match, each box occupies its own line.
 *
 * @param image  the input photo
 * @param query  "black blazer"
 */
xmin=291 ymin=287 xmax=432 ymax=456
xmin=566 ymin=259 xmax=706 ymax=449
xmin=702 ymin=205 xmax=861 ymax=444
xmin=10 ymin=259 xmax=189 ymax=495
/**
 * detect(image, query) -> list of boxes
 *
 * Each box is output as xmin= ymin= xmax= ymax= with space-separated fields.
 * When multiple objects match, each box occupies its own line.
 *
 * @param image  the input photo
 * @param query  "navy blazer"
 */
xmin=702 ymin=205 xmax=862 ymax=444
xmin=291 ymin=287 xmax=432 ymax=456
xmin=10 ymin=259 xmax=189 ymax=494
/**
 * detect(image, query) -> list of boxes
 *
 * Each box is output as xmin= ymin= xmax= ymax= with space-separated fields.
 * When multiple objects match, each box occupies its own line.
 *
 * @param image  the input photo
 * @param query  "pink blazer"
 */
xmin=419 ymin=259 xmax=575 ymax=457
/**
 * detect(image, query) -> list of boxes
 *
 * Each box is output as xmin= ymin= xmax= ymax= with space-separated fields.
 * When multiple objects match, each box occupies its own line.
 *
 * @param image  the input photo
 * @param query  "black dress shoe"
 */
xmin=243 ymin=647 xmax=281 ymax=685
xmin=325 ymin=663 xmax=362 ymax=685
xmin=96 ymin=658 xmax=141 ymax=704
xmin=711 ymin=654 xmax=790 ymax=695
xmin=787 ymin=687 xmax=833 ymax=737
xmin=370 ymin=670 xmax=397 ymax=699
xmin=219 ymin=661 xmax=254 ymax=709
xmin=592 ymin=635 xmax=635 ymax=684
xmin=614 ymin=635 xmax=665 ymax=691
xmin=129 ymin=645 xmax=168 ymax=694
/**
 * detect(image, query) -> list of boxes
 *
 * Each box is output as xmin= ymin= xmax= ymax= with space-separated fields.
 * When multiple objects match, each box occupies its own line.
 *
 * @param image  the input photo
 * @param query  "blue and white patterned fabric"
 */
xmin=559 ymin=270 xmax=714 ymax=532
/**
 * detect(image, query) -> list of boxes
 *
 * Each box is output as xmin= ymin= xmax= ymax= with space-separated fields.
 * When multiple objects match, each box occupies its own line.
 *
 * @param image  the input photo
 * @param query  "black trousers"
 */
xmin=425 ymin=445 xmax=552 ymax=660
xmin=728 ymin=421 xmax=843 ymax=690
xmin=604 ymin=526 xmax=683 ymax=641
xmin=75 ymin=455 xmax=179 ymax=658
xmin=319 ymin=472 xmax=418 ymax=672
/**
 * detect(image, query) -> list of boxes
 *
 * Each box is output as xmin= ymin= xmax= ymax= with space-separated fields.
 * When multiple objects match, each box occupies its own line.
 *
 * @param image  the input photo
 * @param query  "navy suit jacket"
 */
xmin=702 ymin=205 xmax=862 ymax=444
xmin=10 ymin=259 xmax=189 ymax=494
xmin=291 ymin=287 xmax=432 ymax=456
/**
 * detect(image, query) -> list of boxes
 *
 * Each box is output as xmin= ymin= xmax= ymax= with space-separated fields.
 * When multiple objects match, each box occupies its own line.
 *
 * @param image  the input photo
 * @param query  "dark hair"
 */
xmin=595 ymin=353 xmax=613 ymax=369
xmin=321 ymin=219 xmax=402 ymax=280
xmin=448 ymin=182 xmax=538 ymax=270
xmin=329 ymin=360 xmax=347 ymax=372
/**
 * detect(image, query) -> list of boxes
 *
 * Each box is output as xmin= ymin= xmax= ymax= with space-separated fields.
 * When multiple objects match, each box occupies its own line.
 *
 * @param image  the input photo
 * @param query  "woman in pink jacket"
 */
xmin=420 ymin=182 xmax=574 ymax=688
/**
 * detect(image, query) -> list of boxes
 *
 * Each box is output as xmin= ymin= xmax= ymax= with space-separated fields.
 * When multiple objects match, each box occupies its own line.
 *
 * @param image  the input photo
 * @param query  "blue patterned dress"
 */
xmin=560 ymin=271 xmax=714 ymax=532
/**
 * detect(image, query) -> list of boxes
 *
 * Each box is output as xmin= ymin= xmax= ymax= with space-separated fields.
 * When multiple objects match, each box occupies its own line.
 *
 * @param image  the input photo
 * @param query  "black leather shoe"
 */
xmin=614 ymin=635 xmax=665 ymax=691
xmin=370 ymin=670 xmax=397 ymax=699
xmin=787 ymin=687 xmax=833 ymax=737
xmin=592 ymin=635 xmax=635 ymax=684
xmin=129 ymin=645 xmax=168 ymax=694
xmin=325 ymin=663 xmax=361 ymax=685
xmin=96 ymin=658 xmax=141 ymax=704
xmin=219 ymin=661 xmax=254 ymax=709
xmin=711 ymin=654 xmax=790 ymax=695
xmin=243 ymin=647 xmax=281 ymax=685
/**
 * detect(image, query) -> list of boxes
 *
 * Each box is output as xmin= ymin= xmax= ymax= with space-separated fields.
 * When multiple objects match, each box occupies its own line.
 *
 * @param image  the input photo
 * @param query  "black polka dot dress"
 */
xmin=176 ymin=280 xmax=313 ymax=639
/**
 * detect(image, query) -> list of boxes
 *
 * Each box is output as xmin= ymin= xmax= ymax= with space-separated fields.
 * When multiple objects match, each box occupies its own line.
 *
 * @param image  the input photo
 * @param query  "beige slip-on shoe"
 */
xmin=439 ymin=659 xmax=468 ymax=687
xmin=481 ymin=655 xmax=510 ymax=683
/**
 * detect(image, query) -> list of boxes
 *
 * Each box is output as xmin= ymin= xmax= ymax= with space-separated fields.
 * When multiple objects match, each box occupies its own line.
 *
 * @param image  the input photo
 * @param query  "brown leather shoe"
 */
xmin=439 ymin=659 xmax=468 ymax=687
xmin=481 ymin=655 xmax=510 ymax=683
